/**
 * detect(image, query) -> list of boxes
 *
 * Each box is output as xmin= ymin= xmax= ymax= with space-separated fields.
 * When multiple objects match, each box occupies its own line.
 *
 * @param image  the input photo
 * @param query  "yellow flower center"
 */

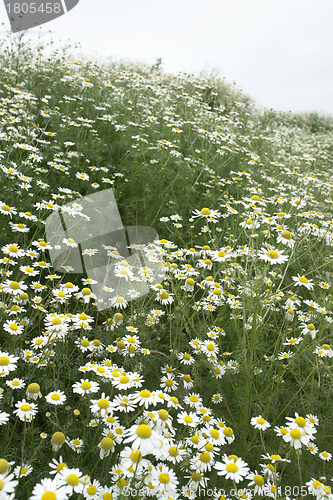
xmin=9 ymin=281 xmax=20 ymax=289
xmin=226 ymin=463 xmax=238 ymax=472
xmin=130 ymin=450 xmax=142 ymax=462
xmin=66 ymin=474 xmax=80 ymax=486
xmin=299 ymin=276 xmax=308 ymax=283
xmin=159 ymin=473 xmax=170 ymax=484
xmin=169 ymin=446 xmax=179 ymax=456
xmin=20 ymin=404 xmax=31 ymax=411
xmin=51 ymin=394 xmax=60 ymax=401
xmin=136 ymin=424 xmax=152 ymax=439
xmin=267 ymin=250 xmax=278 ymax=259
xmin=56 ymin=463 xmax=67 ymax=472
xmin=200 ymin=452 xmax=211 ymax=463
xmin=254 ymin=474 xmax=264 ymax=486
xmin=184 ymin=416 xmax=193 ymax=424
xmin=81 ymin=381 xmax=92 ymax=390
xmin=119 ymin=376 xmax=130 ymax=384
xmin=52 ymin=432 xmax=65 ymax=445
xmin=256 ymin=417 xmax=265 ymax=425
xmin=100 ymin=437 xmax=114 ymax=450
xmin=290 ymin=429 xmax=302 ymax=440
xmin=223 ymin=427 xmax=233 ymax=437
xmin=158 ymin=409 xmax=169 ymax=421
xmin=200 ymin=208 xmax=211 ymax=215
xmin=87 ymin=486 xmax=97 ymax=495
xmin=294 ymin=417 xmax=306 ymax=427
xmin=98 ymin=399 xmax=109 ymax=409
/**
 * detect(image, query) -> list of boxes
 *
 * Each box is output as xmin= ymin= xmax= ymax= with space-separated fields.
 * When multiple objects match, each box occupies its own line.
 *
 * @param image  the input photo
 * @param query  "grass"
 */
xmin=0 ymin=28 xmax=333 ymax=500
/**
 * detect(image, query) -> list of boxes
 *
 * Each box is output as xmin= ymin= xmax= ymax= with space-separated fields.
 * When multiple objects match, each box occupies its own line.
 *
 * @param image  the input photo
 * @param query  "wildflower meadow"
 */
xmin=1 ymin=30 xmax=333 ymax=500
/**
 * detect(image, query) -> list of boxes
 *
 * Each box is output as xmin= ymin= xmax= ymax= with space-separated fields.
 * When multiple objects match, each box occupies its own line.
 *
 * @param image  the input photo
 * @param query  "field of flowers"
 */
xmin=1 ymin=30 xmax=333 ymax=500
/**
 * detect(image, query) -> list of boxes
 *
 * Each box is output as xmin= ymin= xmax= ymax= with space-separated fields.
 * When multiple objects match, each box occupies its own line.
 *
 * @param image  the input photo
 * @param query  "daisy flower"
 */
xmin=246 ymin=470 xmax=266 ymax=496
xmin=90 ymin=393 xmax=112 ymax=417
xmin=32 ymin=239 xmax=53 ymax=251
xmin=307 ymin=443 xmax=319 ymax=455
xmin=177 ymin=411 xmax=200 ymax=428
xmin=0 ymin=472 xmax=18 ymax=497
xmin=211 ymin=248 xmax=233 ymax=262
xmin=29 ymin=477 xmax=67 ymax=499
xmin=257 ymin=247 xmax=288 ymax=265
xmin=155 ymin=290 xmax=174 ymax=305
xmin=282 ymin=428 xmax=310 ymax=449
xmin=276 ymin=230 xmax=295 ymax=248
xmin=45 ymin=390 xmax=67 ymax=406
xmin=57 ymin=467 xmax=84 ymax=495
xmin=131 ymin=389 xmax=157 ymax=409
xmin=261 ymin=453 xmax=291 ymax=463
xmin=2 ymin=279 xmax=28 ymax=296
xmin=292 ymin=275 xmax=314 ymax=290
xmin=83 ymin=478 xmax=103 ymax=499
xmin=319 ymin=451 xmax=332 ymax=461
xmin=150 ymin=463 xmax=179 ymax=495
xmin=183 ymin=393 xmax=203 ymax=410
xmin=13 ymin=464 xmax=33 ymax=478
xmin=3 ymin=320 xmax=24 ymax=336
xmin=190 ymin=451 xmax=215 ymax=473
xmin=6 ymin=378 xmax=25 ymax=390
xmin=250 ymin=416 xmax=271 ymax=431
xmin=66 ymin=438 xmax=84 ymax=454
xmin=160 ymin=375 xmax=179 ymax=393
xmin=1 ymin=243 xmax=25 ymax=257
xmin=0 ymin=411 xmax=10 ymax=425
xmin=0 ymin=202 xmax=17 ymax=217
xmin=0 ymin=352 xmax=19 ymax=376
xmin=13 ymin=399 xmax=38 ymax=422
xmin=119 ymin=446 xmax=151 ymax=473
xmin=123 ymin=423 xmax=162 ymax=455
xmin=192 ymin=207 xmax=221 ymax=219
xmin=214 ymin=455 xmax=250 ymax=483
xmin=109 ymin=295 xmax=129 ymax=309
xmin=72 ymin=379 xmax=100 ymax=396
xmin=305 ymin=478 xmax=325 ymax=497
xmin=49 ymin=456 xmax=68 ymax=477
xmin=9 ymin=221 xmax=30 ymax=233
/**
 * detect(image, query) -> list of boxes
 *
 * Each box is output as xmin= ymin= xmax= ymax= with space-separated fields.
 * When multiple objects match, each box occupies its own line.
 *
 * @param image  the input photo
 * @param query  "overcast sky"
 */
xmin=1 ymin=0 xmax=333 ymax=116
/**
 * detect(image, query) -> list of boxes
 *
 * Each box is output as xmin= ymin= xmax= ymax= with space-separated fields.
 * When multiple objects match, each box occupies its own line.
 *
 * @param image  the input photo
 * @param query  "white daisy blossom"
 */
xmin=29 ymin=477 xmax=67 ymax=499
xmin=13 ymin=399 xmax=38 ymax=422
xmin=0 ymin=472 xmax=18 ymax=497
xmin=150 ymin=463 xmax=179 ymax=495
xmin=123 ymin=423 xmax=162 ymax=455
xmin=276 ymin=230 xmax=295 ymax=248
xmin=292 ymin=274 xmax=314 ymax=290
xmin=319 ymin=451 xmax=332 ymax=461
xmin=72 ymin=379 xmax=100 ymax=396
xmin=250 ymin=416 xmax=271 ymax=431
xmin=45 ymin=390 xmax=67 ymax=405
xmin=57 ymin=467 xmax=84 ymax=495
xmin=0 ymin=352 xmax=19 ymax=376
xmin=214 ymin=456 xmax=250 ymax=483
xmin=257 ymin=247 xmax=289 ymax=265
xmin=282 ymin=427 xmax=310 ymax=449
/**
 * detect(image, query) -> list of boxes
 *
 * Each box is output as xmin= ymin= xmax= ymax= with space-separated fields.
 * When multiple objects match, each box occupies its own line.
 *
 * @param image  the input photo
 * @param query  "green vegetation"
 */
xmin=0 ymin=30 xmax=333 ymax=500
